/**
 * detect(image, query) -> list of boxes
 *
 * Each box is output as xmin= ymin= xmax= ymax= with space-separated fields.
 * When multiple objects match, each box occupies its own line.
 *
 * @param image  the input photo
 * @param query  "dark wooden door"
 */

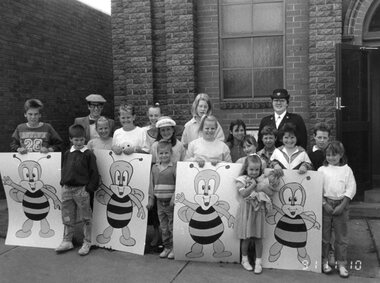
xmin=336 ymin=44 xmax=380 ymax=198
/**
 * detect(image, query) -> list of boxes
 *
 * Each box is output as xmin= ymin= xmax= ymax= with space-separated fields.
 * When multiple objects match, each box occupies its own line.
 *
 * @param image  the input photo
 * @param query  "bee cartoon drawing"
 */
xmin=266 ymin=176 xmax=320 ymax=266
xmin=2 ymin=154 xmax=61 ymax=238
xmin=95 ymin=152 xmax=145 ymax=246
xmin=176 ymin=164 xmax=235 ymax=258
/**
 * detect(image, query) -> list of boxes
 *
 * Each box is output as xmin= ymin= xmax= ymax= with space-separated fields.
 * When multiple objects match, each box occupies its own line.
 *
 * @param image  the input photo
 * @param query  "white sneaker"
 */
xmin=55 ymin=241 xmax=74 ymax=253
xmin=160 ymin=248 xmax=171 ymax=258
xmin=167 ymin=250 xmax=175 ymax=259
xmin=254 ymin=263 xmax=262 ymax=274
xmin=323 ymin=261 xmax=332 ymax=274
xmin=78 ymin=242 xmax=91 ymax=256
xmin=241 ymin=259 xmax=253 ymax=271
xmin=339 ymin=265 xmax=349 ymax=278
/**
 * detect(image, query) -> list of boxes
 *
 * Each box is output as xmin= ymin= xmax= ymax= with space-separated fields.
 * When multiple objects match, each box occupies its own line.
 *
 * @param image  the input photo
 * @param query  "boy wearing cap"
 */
xmin=10 ymin=98 xmax=63 ymax=153
xmin=257 ymin=88 xmax=307 ymax=151
xmin=74 ymin=94 xmax=115 ymax=143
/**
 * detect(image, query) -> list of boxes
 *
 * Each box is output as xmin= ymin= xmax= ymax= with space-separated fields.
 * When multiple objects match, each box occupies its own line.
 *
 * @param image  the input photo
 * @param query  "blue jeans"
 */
xmin=61 ymin=185 xmax=92 ymax=244
xmin=322 ymin=198 xmax=349 ymax=266
xmin=157 ymin=199 xmax=174 ymax=249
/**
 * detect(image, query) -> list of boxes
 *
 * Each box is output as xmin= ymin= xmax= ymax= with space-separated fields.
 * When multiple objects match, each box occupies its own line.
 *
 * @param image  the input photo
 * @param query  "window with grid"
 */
xmin=219 ymin=0 xmax=284 ymax=100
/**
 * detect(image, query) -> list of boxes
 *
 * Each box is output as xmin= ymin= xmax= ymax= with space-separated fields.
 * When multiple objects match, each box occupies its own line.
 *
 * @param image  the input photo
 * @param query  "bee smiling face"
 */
xmin=193 ymin=170 xmax=220 ymax=210
xmin=19 ymin=161 xmax=43 ymax=193
xmin=109 ymin=161 xmax=133 ymax=198
xmin=279 ymin=183 xmax=306 ymax=218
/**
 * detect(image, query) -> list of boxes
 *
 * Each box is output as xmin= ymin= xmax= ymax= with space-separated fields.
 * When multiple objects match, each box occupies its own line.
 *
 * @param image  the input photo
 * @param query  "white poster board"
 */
xmin=0 ymin=152 xmax=63 ymax=249
xmin=173 ymin=162 xmax=241 ymax=262
xmin=262 ymin=170 xmax=323 ymax=273
xmin=91 ymin=151 xmax=151 ymax=255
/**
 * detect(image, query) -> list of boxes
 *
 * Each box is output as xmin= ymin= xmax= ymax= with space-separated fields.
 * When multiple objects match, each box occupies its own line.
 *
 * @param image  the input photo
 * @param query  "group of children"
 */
xmin=9 ymin=96 xmax=356 ymax=278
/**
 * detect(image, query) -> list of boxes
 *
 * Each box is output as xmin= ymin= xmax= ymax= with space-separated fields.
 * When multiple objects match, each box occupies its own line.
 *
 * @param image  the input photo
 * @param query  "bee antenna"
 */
xmin=13 ymin=154 xmax=22 ymax=163
xmin=189 ymin=163 xmax=200 ymax=172
xmin=38 ymin=155 xmax=52 ymax=162
xmin=130 ymin=157 xmax=143 ymax=163
xmin=216 ymin=164 xmax=230 ymax=171
xmin=108 ymin=151 xmax=116 ymax=162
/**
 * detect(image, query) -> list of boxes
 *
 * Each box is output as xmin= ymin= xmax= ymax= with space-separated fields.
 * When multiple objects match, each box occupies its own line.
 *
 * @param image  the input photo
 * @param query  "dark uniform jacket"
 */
xmin=258 ymin=112 xmax=308 ymax=151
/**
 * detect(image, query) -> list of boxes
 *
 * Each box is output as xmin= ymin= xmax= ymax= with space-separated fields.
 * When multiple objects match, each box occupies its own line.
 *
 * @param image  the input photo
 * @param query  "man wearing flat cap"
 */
xmin=74 ymin=94 xmax=115 ymax=143
xmin=257 ymin=88 xmax=307 ymax=150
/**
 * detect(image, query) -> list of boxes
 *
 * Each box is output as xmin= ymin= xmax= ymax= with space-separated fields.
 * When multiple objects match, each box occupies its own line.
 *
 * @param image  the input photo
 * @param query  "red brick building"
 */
xmin=113 ymin=0 xmax=379 ymax=198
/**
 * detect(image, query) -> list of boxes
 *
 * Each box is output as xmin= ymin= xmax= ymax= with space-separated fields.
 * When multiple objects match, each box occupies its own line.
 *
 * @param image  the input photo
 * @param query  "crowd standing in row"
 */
xmin=9 ymin=89 xmax=356 ymax=278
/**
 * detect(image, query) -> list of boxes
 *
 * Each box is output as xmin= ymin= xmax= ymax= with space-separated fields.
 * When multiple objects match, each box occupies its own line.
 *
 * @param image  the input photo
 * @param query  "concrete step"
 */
xmin=364 ymin=188 xmax=380 ymax=203
xmin=350 ymin=201 xmax=380 ymax=219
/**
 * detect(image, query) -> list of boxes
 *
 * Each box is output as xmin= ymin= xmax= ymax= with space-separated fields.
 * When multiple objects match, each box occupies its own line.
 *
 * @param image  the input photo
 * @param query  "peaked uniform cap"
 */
xmin=86 ymin=94 xmax=106 ymax=103
xmin=270 ymin=89 xmax=290 ymax=99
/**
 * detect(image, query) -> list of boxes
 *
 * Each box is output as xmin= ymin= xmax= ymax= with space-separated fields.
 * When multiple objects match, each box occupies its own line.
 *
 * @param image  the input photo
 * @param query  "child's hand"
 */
xmin=197 ymin=160 xmax=205 ymax=168
xmin=40 ymin=147 xmax=49 ymax=154
xmin=123 ymin=147 xmax=134 ymax=155
xmin=112 ymin=145 xmax=123 ymax=155
xmin=210 ymin=159 xmax=219 ymax=166
xmin=146 ymin=197 xmax=155 ymax=210
xmin=134 ymin=146 xmax=142 ymax=153
xmin=298 ymin=164 xmax=307 ymax=174
xmin=333 ymin=204 xmax=345 ymax=216
xmin=17 ymin=147 xmax=28 ymax=154
xmin=273 ymin=164 xmax=282 ymax=170
xmin=323 ymin=203 xmax=334 ymax=214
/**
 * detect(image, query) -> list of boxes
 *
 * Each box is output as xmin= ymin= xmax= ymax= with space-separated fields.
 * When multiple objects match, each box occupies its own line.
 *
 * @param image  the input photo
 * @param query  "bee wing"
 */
xmin=131 ymin=189 xmax=144 ymax=203
xmin=178 ymin=206 xmax=194 ymax=223
xmin=9 ymin=189 xmax=23 ymax=203
xmin=215 ymin=200 xmax=230 ymax=211
xmin=43 ymin=185 xmax=57 ymax=194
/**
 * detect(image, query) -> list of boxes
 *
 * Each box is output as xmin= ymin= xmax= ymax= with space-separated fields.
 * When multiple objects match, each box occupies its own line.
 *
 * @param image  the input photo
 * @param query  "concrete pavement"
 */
xmin=0 ymin=199 xmax=379 ymax=282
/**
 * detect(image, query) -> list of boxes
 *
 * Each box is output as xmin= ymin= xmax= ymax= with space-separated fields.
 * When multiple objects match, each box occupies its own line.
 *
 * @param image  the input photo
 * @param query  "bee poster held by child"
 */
xmin=173 ymin=162 xmax=241 ymax=263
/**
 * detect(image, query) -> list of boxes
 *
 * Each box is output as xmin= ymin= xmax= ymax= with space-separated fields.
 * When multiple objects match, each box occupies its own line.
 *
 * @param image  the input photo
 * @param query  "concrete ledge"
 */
xmin=350 ymin=202 xmax=380 ymax=219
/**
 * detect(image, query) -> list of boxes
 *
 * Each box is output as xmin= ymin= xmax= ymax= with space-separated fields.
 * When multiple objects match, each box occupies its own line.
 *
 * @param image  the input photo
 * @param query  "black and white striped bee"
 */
xmin=176 ymin=163 xmax=235 ymax=258
xmin=2 ymin=154 xmax=61 ymax=238
xmin=266 ymin=175 xmax=320 ymax=267
xmin=96 ymin=153 xmax=145 ymax=247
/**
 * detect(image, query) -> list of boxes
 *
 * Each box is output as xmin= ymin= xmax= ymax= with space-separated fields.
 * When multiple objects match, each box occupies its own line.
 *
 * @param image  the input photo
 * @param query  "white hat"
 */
xmin=156 ymin=116 xmax=176 ymax=128
xmin=86 ymin=94 xmax=106 ymax=103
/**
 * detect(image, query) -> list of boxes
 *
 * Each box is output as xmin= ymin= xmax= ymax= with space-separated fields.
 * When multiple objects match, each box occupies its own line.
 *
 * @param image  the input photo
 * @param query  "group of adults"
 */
xmin=76 ymin=88 xmax=307 ymax=153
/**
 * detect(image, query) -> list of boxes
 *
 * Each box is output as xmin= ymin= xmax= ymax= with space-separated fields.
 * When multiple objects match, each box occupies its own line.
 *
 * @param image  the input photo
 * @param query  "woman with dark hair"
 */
xmin=225 ymin=119 xmax=247 ymax=162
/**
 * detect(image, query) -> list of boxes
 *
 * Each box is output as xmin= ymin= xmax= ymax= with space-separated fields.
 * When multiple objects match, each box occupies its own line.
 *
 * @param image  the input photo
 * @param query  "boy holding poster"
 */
xmin=148 ymin=141 xmax=176 ymax=259
xmin=10 ymin=98 xmax=63 ymax=154
xmin=56 ymin=124 xmax=99 ymax=256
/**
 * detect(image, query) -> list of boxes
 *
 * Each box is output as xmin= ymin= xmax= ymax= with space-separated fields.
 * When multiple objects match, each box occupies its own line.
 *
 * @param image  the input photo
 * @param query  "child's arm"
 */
xmin=236 ymin=178 xmax=256 ymax=199
xmin=85 ymin=152 xmax=100 ymax=193
xmin=46 ymin=124 xmax=63 ymax=152
xmin=10 ymin=127 xmax=27 ymax=154
xmin=147 ymin=169 xmax=155 ymax=210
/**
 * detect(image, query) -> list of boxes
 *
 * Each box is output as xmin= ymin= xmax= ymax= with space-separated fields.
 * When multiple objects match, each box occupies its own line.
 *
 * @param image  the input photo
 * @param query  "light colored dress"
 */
xmin=87 ymin=137 xmax=113 ymax=150
xmin=234 ymin=175 xmax=272 ymax=239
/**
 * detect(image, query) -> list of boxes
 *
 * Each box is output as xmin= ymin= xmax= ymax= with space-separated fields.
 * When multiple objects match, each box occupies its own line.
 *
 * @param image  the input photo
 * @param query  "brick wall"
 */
xmin=0 ymin=0 xmax=113 ymax=151
xmin=309 ymin=0 xmax=342 ymax=137
xmin=112 ymin=0 xmax=196 ymax=127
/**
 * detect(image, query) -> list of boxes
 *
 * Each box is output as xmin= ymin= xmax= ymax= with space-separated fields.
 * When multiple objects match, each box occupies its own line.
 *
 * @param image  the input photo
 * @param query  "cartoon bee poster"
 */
xmin=91 ymin=150 xmax=151 ymax=255
xmin=262 ymin=170 xmax=323 ymax=273
xmin=0 ymin=152 xmax=63 ymax=249
xmin=173 ymin=162 xmax=241 ymax=263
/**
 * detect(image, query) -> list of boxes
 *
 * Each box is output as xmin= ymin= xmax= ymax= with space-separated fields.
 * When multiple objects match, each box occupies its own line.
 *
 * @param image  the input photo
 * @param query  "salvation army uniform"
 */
xmin=257 ymin=89 xmax=308 ymax=150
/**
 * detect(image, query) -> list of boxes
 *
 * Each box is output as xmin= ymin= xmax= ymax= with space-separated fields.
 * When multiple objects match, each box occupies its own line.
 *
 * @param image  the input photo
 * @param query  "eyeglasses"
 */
xmin=272 ymin=99 xmax=287 ymax=103
xmin=89 ymin=104 xmax=104 ymax=109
